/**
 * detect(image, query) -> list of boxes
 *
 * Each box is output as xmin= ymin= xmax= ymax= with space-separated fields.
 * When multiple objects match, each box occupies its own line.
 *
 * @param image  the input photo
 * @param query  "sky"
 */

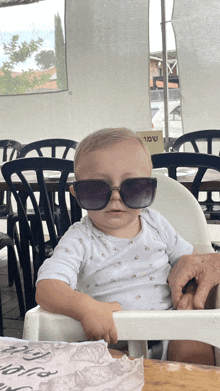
xmin=0 ymin=0 xmax=175 ymax=72
xmin=149 ymin=0 xmax=175 ymax=52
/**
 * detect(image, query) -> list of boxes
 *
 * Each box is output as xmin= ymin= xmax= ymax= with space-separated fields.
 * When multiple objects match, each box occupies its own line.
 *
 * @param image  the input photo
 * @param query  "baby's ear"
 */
xmin=69 ymin=185 xmax=76 ymax=197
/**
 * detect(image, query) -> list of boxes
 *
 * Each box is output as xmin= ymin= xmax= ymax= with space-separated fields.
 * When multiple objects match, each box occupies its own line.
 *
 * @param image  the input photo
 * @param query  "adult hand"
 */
xmin=176 ymin=281 xmax=197 ymax=310
xmin=80 ymin=301 xmax=122 ymax=344
xmin=168 ymin=253 xmax=220 ymax=309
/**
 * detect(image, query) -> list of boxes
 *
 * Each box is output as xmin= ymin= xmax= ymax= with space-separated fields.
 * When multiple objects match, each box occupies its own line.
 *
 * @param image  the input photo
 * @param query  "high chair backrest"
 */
xmin=150 ymin=172 xmax=213 ymax=251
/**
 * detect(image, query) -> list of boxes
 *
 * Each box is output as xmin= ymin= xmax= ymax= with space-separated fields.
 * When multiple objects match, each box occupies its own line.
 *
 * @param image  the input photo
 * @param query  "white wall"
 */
xmin=0 ymin=0 xmax=152 ymax=144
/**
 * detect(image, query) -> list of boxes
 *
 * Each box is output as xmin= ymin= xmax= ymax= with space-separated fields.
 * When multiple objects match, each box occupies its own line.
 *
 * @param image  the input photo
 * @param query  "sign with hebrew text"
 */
xmin=136 ymin=131 xmax=164 ymax=154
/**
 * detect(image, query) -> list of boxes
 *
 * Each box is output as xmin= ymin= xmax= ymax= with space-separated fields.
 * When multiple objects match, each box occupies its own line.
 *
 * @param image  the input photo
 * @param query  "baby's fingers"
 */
xmin=89 ymin=325 xmax=117 ymax=345
xmin=108 ymin=323 xmax=118 ymax=345
xmin=86 ymin=327 xmax=109 ymax=342
xmin=108 ymin=301 xmax=123 ymax=312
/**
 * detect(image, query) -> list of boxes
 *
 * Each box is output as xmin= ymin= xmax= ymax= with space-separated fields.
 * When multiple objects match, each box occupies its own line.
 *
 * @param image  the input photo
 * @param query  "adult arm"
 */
xmin=35 ymin=279 xmax=122 ymax=344
xmin=168 ymin=248 xmax=220 ymax=309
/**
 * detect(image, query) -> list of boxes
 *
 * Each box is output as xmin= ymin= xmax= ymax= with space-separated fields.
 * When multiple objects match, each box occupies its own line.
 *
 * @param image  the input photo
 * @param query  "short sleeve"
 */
xmin=145 ymin=209 xmax=193 ymax=267
xmin=36 ymin=223 xmax=86 ymax=289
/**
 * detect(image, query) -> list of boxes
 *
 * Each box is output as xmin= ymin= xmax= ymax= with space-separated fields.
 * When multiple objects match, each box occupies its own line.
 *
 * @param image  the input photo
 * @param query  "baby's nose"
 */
xmin=110 ymin=188 xmax=122 ymax=200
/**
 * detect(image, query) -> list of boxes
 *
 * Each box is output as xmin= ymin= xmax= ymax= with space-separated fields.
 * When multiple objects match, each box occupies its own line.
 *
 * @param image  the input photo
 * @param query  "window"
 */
xmin=0 ymin=0 xmax=67 ymax=95
xmin=149 ymin=0 xmax=183 ymax=140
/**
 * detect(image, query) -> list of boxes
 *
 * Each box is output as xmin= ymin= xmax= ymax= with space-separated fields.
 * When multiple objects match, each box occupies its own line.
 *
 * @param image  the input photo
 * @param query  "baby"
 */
xmin=36 ymin=128 xmax=214 ymax=364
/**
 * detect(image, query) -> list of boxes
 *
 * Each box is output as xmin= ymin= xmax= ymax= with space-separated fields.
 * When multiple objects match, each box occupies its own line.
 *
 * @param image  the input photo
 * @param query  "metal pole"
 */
xmin=161 ymin=0 xmax=170 ymax=152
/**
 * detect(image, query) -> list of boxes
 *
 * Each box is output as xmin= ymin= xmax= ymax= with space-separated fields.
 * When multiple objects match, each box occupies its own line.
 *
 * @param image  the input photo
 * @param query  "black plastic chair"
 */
xmin=0 ymin=140 xmax=21 ymax=218
xmin=18 ymin=138 xmax=78 ymax=234
xmin=151 ymin=152 xmax=220 ymax=223
xmin=2 ymin=157 xmax=82 ymax=311
xmin=171 ymin=129 xmax=220 ymax=155
xmin=18 ymin=138 xmax=78 ymax=159
xmin=0 ymin=140 xmax=22 ymax=292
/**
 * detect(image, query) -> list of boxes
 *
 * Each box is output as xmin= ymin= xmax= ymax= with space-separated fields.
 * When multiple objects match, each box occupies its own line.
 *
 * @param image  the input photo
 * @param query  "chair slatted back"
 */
xmin=18 ymin=139 xmax=78 ymax=216
xmin=171 ymin=130 xmax=220 ymax=155
xmin=18 ymin=138 xmax=78 ymax=159
xmin=151 ymin=152 xmax=220 ymax=222
xmin=0 ymin=140 xmax=21 ymax=217
xmin=2 ymin=157 xmax=82 ymax=310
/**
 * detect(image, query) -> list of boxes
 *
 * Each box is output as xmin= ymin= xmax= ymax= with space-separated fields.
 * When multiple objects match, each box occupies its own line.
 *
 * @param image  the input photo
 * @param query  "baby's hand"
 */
xmin=80 ymin=301 xmax=122 ymax=344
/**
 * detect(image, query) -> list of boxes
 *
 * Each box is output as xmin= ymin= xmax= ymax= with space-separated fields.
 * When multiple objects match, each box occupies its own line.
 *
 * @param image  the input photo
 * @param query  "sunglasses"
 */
xmin=73 ymin=177 xmax=157 ymax=210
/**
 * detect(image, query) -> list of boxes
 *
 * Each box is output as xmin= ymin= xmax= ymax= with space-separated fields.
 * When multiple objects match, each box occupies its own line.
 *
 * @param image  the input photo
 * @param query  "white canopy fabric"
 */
xmin=0 ymin=0 xmax=151 ymax=143
xmin=172 ymin=0 xmax=220 ymax=135
xmin=0 ymin=0 xmax=43 ymax=6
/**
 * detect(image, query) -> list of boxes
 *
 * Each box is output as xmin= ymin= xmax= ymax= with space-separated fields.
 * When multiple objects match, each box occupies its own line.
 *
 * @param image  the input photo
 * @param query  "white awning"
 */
xmin=172 ymin=0 xmax=220 ymax=134
xmin=0 ymin=0 xmax=151 ymax=143
xmin=0 ymin=0 xmax=44 ymax=7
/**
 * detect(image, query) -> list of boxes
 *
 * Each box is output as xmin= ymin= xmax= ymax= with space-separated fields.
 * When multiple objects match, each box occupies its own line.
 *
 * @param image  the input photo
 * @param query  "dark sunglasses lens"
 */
xmin=74 ymin=181 xmax=110 ymax=210
xmin=121 ymin=178 xmax=157 ymax=208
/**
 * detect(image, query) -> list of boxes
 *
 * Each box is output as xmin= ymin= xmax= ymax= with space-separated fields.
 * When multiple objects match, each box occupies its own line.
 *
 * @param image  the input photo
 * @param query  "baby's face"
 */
xmin=72 ymin=139 xmax=152 ymax=238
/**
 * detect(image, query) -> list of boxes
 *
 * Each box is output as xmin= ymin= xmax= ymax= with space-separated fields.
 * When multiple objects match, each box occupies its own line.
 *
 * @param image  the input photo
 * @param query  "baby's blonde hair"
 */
xmin=74 ymin=128 xmax=152 ymax=175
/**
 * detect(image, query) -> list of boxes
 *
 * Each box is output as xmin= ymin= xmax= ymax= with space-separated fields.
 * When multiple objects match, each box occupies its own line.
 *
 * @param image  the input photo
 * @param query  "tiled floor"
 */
xmin=0 ymin=246 xmax=24 ymax=339
xmin=0 ymin=223 xmax=220 ymax=340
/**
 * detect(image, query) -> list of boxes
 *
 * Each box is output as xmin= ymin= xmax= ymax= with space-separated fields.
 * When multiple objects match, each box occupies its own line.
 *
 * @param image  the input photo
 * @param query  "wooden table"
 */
xmin=0 ymin=170 xmax=75 ymax=192
xmin=111 ymin=351 xmax=220 ymax=391
xmin=0 ymin=167 xmax=220 ymax=192
xmin=143 ymin=358 xmax=220 ymax=390
xmin=152 ymin=167 xmax=220 ymax=192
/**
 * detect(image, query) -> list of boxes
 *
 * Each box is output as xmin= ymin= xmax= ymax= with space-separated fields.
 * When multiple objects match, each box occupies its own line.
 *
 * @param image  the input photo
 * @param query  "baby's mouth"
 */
xmin=106 ymin=209 xmax=125 ymax=213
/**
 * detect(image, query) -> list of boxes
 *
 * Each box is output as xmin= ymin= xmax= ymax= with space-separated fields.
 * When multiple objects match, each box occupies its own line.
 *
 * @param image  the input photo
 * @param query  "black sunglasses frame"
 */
xmin=73 ymin=177 xmax=157 ymax=210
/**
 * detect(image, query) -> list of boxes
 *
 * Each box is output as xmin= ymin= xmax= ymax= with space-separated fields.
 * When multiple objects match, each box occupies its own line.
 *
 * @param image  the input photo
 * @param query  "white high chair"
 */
xmin=22 ymin=174 xmax=220 ymax=363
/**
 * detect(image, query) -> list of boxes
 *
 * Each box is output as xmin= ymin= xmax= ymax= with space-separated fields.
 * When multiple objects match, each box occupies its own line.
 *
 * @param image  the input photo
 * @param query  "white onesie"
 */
xmin=37 ymin=208 xmax=193 ymax=311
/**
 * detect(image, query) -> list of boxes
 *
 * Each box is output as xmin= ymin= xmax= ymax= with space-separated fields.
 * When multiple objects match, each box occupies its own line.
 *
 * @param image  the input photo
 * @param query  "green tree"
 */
xmin=0 ymin=35 xmax=51 ymax=95
xmin=54 ymin=12 xmax=67 ymax=90
xmin=35 ymin=50 xmax=55 ymax=70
